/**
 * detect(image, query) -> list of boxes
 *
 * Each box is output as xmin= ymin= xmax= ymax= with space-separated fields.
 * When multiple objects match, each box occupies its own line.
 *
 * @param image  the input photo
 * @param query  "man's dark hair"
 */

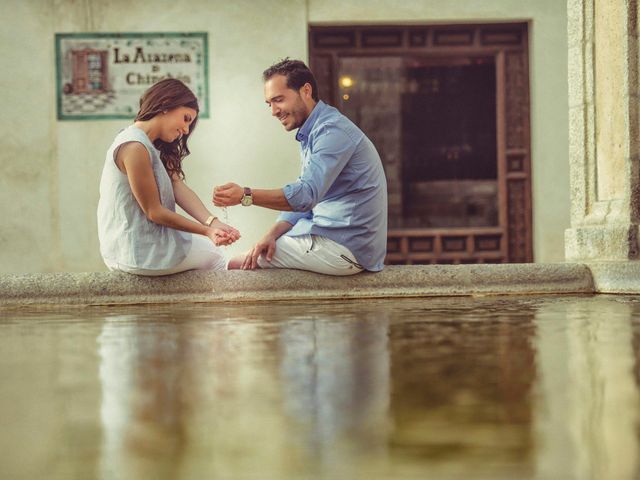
xmin=263 ymin=58 xmax=319 ymax=102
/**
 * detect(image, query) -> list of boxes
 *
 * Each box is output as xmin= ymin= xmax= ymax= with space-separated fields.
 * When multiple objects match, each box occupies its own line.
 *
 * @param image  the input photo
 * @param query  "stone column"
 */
xmin=565 ymin=0 xmax=640 ymax=261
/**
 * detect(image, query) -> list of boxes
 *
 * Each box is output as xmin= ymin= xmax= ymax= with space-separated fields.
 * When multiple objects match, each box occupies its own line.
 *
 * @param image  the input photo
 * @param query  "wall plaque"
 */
xmin=55 ymin=32 xmax=209 ymax=120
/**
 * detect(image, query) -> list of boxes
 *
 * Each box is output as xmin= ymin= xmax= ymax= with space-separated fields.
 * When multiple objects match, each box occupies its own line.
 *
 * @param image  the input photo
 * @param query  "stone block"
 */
xmin=568 ymin=45 xmax=585 ymax=108
xmin=585 ymin=0 xmax=594 ymax=42
xmin=565 ymin=223 xmax=639 ymax=261
xmin=567 ymin=0 xmax=585 ymax=47
xmin=584 ymin=40 xmax=595 ymax=104
xmin=568 ymin=106 xmax=586 ymax=165
xmin=629 ymin=0 xmax=639 ymax=37
xmin=588 ymin=260 xmax=640 ymax=292
xmin=629 ymin=93 xmax=640 ymax=158
xmin=0 ymin=264 xmax=595 ymax=307
xmin=568 ymin=106 xmax=588 ymax=222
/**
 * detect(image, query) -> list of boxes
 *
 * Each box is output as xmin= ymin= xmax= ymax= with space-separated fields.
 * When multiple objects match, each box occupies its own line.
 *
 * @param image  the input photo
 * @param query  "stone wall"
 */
xmin=0 ymin=0 xmax=569 ymax=272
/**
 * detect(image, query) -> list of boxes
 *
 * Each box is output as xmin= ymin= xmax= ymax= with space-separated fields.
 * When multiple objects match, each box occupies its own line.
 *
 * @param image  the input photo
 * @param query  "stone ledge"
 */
xmin=587 ymin=261 xmax=640 ymax=294
xmin=0 ymin=264 xmax=595 ymax=307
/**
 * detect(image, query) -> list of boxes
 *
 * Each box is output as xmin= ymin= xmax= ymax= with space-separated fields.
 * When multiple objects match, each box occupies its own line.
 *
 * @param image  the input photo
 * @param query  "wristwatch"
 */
xmin=241 ymin=187 xmax=253 ymax=207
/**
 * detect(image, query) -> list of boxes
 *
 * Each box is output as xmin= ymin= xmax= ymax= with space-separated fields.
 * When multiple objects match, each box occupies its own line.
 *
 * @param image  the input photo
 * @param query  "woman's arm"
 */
xmin=117 ymin=142 xmax=236 ymax=245
xmin=172 ymin=176 xmax=214 ymax=224
xmin=172 ymin=175 xmax=241 ymax=239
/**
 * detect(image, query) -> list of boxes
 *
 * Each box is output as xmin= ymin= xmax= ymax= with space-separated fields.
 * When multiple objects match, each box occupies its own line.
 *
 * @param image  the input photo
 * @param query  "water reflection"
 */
xmin=99 ymin=317 xmax=188 ymax=479
xmin=534 ymin=297 xmax=640 ymax=480
xmin=385 ymin=301 xmax=537 ymax=479
xmin=2 ymin=296 xmax=640 ymax=479
xmin=279 ymin=311 xmax=390 ymax=478
xmin=97 ymin=307 xmax=391 ymax=480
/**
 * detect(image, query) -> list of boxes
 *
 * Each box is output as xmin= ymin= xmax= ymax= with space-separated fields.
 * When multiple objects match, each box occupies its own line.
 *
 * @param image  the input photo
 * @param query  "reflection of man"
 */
xmin=214 ymin=59 xmax=388 ymax=275
xmin=279 ymin=311 xmax=390 ymax=472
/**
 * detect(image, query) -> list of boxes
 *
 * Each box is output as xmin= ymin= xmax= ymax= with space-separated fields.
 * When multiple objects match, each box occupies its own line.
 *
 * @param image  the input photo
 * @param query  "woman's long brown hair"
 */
xmin=135 ymin=78 xmax=199 ymax=179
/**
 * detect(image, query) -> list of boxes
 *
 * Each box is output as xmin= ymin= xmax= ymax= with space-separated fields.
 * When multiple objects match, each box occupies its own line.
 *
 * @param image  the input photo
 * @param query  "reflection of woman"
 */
xmin=98 ymin=79 xmax=239 ymax=276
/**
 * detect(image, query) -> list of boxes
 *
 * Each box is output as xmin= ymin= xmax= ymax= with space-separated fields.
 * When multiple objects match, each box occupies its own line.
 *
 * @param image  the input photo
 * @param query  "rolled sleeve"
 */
xmin=282 ymin=182 xmax=310 ymax=212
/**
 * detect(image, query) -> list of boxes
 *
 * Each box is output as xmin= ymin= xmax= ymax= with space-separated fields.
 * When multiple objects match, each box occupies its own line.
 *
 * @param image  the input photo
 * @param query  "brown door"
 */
xmin=309 ymin=23 xmax=533 ymax=264
xmin=72 ymin=50 xmax=89 ymax=93
xmin=72 ymin=49 xmax=109 ymax=94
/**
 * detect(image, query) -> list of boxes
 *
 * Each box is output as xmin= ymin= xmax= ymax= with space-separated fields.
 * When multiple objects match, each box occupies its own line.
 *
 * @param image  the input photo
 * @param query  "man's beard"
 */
xmin=289 ymin=102 xmax=308 ymax=130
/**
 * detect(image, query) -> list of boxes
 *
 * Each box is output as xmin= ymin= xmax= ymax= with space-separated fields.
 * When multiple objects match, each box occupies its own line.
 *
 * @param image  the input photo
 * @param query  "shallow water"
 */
xmin=1 ymin=295 xmax=640 ymax=480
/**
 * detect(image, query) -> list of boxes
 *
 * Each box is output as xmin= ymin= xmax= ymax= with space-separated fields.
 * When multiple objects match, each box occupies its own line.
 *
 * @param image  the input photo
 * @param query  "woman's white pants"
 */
xmin=104 ymin=235 xmax=227 ymax=276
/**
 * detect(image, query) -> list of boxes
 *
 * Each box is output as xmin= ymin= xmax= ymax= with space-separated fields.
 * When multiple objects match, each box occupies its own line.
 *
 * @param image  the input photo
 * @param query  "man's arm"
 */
xmin=213 ymin=126 xmax=356 ymax=211
xmin=213 ymin=184 xmax=293 ymax=211
xmin=241 ymin=220 xmax=293 ymax=269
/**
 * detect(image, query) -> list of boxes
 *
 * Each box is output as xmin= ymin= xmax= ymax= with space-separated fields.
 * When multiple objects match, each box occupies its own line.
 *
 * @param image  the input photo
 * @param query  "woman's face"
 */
xmin=159 ymin=106 xmax=197 ymax=143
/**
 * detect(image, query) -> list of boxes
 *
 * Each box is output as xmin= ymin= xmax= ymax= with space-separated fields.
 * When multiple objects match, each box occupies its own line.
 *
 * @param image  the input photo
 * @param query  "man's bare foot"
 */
xmin=227 ymin=254 xmax=247 ymax=270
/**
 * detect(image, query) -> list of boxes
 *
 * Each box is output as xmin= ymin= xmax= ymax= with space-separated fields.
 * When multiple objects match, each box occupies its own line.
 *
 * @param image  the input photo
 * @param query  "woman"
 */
xmin=97 ymin=78 xmax=239 ymax=276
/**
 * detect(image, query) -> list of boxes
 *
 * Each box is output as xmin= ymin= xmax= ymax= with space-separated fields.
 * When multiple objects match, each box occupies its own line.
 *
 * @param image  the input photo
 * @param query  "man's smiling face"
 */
xmin=264 ymin=74 xmax=311 ymax=131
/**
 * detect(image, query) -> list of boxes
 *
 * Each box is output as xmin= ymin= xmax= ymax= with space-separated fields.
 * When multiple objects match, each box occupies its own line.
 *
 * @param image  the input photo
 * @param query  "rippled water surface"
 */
xmin=2 ymin=295 xmax=640 ymax=480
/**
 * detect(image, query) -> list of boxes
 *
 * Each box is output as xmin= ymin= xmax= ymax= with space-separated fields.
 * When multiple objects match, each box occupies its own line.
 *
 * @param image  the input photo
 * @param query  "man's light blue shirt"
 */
xmin=277 ymin=101 xmax=388 ymax=271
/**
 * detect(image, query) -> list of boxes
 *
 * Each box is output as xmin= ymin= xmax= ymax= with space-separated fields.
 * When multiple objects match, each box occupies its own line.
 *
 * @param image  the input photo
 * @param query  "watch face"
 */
xmin=241 ymin=195 xmax=253 ymax=206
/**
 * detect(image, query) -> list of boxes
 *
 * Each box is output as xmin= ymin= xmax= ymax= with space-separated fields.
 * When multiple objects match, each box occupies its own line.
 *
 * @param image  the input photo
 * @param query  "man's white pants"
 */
xmin=257 ymin=234 xmax=364 ymax=276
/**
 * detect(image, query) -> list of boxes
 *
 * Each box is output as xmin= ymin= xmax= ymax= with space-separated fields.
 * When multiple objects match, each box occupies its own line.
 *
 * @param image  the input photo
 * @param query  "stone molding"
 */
xmin=0 ymin=264 xmax=595 ymax=307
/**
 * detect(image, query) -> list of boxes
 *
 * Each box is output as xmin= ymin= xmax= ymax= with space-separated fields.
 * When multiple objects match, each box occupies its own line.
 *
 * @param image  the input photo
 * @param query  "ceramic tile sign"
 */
xmin=55 ymin=32 xmax=209 ymax=120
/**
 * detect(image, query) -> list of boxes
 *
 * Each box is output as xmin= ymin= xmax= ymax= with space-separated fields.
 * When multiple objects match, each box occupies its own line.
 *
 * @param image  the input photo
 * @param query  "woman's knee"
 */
xmin=205 ymin=252 xmax=227 ymax=271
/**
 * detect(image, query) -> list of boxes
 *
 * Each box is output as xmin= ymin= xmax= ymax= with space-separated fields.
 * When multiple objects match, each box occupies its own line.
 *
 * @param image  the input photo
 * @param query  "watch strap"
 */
xmin=241 ymin=187 xmax=253 ymax=206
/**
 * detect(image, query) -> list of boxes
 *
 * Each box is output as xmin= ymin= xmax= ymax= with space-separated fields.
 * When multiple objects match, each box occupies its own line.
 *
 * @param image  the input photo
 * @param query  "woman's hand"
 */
xmin=205 ymin=226 xmax=239 ymax=246
xmin=212 ymin=219 xmax=240 ymax=244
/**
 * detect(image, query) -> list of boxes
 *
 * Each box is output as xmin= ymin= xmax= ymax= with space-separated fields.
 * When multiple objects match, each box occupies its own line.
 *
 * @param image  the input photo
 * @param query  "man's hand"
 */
xmin=213 ymin=183 xmax=243 ymax=207
xmin=241 ymin=234 xmax=278 ymax=270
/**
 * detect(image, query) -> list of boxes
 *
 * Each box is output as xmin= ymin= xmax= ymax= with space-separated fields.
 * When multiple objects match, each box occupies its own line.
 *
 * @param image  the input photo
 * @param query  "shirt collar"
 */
xmin=295 ymin=100 xmax=326 ymax=143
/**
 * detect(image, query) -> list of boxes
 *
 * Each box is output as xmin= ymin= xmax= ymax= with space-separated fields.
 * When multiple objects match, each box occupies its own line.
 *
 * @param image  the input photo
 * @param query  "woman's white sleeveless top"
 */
xmin=97 ymin=125 xmax=191 ymax=270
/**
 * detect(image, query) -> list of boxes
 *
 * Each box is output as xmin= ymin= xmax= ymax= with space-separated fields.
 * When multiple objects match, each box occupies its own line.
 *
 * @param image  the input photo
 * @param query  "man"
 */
xmin=213 ymin=58 xmax=387 ymax=275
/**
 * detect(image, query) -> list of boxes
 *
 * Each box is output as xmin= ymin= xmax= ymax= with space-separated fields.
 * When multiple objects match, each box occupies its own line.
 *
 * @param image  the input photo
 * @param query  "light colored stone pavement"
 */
xmin=0 ymin=263 xmax=600 ymax=307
